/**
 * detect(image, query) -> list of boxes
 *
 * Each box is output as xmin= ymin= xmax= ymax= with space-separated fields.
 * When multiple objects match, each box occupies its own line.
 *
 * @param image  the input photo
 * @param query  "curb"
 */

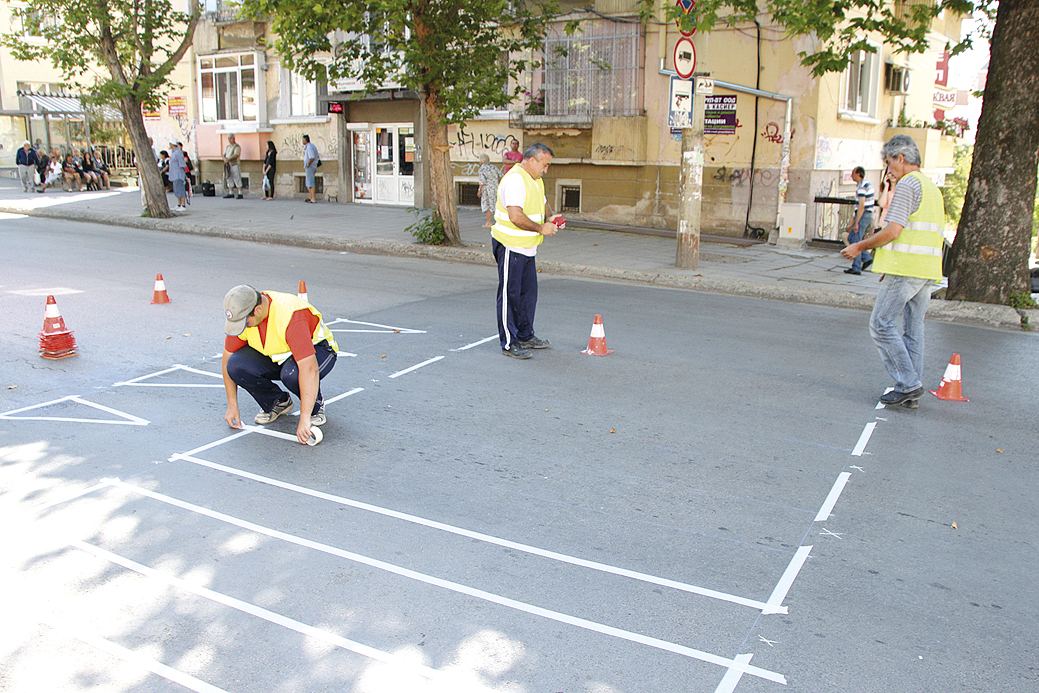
xmin=1 ymin=202 xmax=1026 ymax=331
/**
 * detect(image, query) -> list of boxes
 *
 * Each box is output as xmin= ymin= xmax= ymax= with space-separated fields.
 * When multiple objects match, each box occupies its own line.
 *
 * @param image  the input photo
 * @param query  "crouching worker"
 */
xmin=222 ymin=285 xmax=338 ymax=444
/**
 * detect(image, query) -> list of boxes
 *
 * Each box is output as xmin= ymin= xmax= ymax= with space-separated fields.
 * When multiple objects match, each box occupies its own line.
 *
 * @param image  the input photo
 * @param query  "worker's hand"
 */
xmin=296 ymin=415 xmax=312 ymax=445
xmin=225 ymin=405 xmax=243 ymax=429
xmin=841 ymin=242 xmax=863 ymax=260
xmin=540 ymin=222 xmax=558 ymax=237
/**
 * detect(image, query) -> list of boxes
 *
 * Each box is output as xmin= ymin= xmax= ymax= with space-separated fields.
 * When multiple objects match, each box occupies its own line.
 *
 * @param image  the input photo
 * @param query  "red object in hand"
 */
xmin=553 ymin=216 xmax=566 ymax=229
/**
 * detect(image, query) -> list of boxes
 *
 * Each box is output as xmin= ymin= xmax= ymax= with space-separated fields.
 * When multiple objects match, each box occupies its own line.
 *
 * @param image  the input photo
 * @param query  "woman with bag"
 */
xmin=262 ymin=141 xmax=277 ymax=200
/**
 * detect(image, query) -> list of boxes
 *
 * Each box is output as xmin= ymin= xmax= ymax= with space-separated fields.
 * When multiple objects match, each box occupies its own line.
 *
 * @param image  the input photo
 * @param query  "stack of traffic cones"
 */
xmin=581 ymin=314 xmax=613 ymax=356
xmin=298 ymin=280 xmax=308 ymax=303
xmin=39 ymin=295 xmax=78 ymax=359
xmin=930 ymin=353 xmax=969 ymax=401
xmin=150 ymin=273 xmax=171 ymax=304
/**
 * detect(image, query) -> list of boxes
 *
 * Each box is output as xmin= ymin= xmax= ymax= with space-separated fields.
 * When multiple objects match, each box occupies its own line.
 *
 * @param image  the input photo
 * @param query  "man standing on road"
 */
xmin=302 ymin=134 xmax=319 ymax=203
xmin=222 ymin=285 xmax=339 ymax=444
xmin=841 ymin=135 xmax=945 ymax=406
xmin=492 ymin=142 xmax=562 ymax=359
xmin=16 ymin=140 xmax=39 ymax=192
xmin=222 ymin=133 xmax=243 ymax=199
xmin=844 ymin=166 xmax=875 ymax=275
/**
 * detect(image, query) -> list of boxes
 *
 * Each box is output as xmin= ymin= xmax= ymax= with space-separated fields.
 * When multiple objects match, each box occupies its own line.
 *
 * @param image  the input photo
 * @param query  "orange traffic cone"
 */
xmin=930 ymin=353 xmax=969 ymax=401
xmin=581 ymin=314 xmax=613 ymax=356
xmin=38 ymin=295 xmax=77 ymax=359
xmin=298 ymin=280 xmax=308 ymax=303
xmin=150 ymin=273 xmax=171 ymax=304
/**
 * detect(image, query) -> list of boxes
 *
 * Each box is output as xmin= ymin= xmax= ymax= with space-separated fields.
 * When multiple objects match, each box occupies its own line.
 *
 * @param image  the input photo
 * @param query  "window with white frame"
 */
xmin=288 ymin=71 xmax=316 ymax=117
xmin=843 ymin=47 xmax=880 ymax=117
xmin=199 ymin=54 xmax=258 ymax=122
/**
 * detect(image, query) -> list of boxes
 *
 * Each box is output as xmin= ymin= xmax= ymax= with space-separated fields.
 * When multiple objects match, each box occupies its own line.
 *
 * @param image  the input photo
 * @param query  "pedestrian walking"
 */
xmin=492 ymin=142 xmax=562 ymax=359
xmin=844 ymin=166 xmax=875 ymax=274
xmin=262 ymin=140 xmax=277 ymax=200
xmin=841 ymin=135 xmax=946 ymax=407
xmin=221 ymin=285 xmax=339 ymax=445
xmin=16 ymin=141 xmax=39 ymax=192
xmin=302 ymin=135 xmax=318 ymax=203
xmin=223 ymin=133 xmax=243 ymax=199
xmin=168 ymin=139 xmax=188 ymax=212
xmin=477 ymin=154 xmax=502 ymax=228
xmin=502 ymin=139 xmax=522 ymax=173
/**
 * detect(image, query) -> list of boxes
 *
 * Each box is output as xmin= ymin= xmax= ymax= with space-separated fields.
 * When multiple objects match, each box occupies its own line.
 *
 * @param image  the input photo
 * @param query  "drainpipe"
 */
xmin=660 ymin=63 xmax=792 ymax=238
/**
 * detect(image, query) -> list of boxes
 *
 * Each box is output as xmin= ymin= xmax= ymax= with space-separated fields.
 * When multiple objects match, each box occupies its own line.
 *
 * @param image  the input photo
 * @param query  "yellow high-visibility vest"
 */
xmin=492 ymin=164 xmax=546 ymax=249
xmin=239 ymin=291 xmax=338 ymax=364
xmin=872 ymin=170 xmax=945 ymax=282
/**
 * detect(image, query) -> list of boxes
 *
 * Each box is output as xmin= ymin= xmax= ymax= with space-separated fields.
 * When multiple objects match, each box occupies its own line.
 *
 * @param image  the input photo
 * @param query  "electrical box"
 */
xmin=778 ymin=203 xmax=807 ymax=248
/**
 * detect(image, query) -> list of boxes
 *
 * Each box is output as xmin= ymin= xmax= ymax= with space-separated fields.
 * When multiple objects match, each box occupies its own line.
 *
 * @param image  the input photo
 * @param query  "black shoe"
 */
xmin=501 ymin=344 xmax=532 ymax=359
xmin=862 ymin=257 xmax=873 ymax=270
xmin=844 ymin=268 xmax=861 ymax=275
xmin=236 ymin=194 xmax=244 ymax=199
xmin=516 ymin=336 xmax=550 ymax=349
xmin=223 ymin=194 xmax=233 ymax=198
xmin=879 ymin=387 xmax=924 ymax=406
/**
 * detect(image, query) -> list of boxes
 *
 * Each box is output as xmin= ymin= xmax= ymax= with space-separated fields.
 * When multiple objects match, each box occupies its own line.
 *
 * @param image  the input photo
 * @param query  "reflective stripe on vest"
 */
xmin=872 ymin=171 xmax=945 ymax=282
xmin=491 ymin=165 xmax=545 ymax=249
xmin=240 ymin=291 xmax=339 ymax=364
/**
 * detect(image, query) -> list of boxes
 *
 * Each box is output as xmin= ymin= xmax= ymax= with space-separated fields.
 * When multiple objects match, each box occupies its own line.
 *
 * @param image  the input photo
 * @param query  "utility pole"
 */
xmin=677 ymin=74 xmax=711 ymax=269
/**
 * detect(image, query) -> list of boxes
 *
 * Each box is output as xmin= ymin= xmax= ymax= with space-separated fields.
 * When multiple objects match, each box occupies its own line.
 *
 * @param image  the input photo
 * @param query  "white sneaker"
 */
xmin=173 ymin=206 xmax=186 ymax=214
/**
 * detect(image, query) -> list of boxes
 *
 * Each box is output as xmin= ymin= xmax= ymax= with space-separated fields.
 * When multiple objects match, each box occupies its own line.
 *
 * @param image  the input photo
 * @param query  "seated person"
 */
xmin=37 ymin=153 xmax=64 ymax=192
xmin=79 ymin=149 xmax=100 ymax=190
xmin=91 ymin=150 xmax=111 ymax=190
xmin=62 ymin=153 xmax=83 ymax=191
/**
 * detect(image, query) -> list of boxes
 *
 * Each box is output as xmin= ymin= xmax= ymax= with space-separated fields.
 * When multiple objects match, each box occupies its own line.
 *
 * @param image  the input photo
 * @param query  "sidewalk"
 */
xmin=0 ymin=178 xmax=1024 ymax=329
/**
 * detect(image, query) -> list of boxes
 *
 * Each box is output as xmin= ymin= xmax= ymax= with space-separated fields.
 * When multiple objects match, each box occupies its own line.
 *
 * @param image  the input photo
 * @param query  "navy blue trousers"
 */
xmin=226 ymin=340 xmax=336 ymax=416
xmin=493 ymin=238 xmax=539 ymax=349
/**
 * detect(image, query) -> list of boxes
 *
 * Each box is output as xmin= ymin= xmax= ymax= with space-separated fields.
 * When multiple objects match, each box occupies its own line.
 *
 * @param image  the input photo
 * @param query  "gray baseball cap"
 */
xmin=223 ymin=285 xmax=261 ymax=336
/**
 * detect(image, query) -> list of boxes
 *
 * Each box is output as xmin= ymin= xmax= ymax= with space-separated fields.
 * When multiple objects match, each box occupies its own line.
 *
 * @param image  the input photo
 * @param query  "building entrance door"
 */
xmin=372 ymin=123 xmax=415 ymax=205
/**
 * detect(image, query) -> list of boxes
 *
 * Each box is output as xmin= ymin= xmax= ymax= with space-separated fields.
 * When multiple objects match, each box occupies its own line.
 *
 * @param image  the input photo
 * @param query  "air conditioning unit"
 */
xmin=885 ymin=64 xmax=911 ymax=95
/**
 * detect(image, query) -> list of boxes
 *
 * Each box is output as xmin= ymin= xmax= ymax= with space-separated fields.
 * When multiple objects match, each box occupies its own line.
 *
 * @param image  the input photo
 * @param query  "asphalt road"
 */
xmin=2 ymin=216 xmax=1036 ymax=693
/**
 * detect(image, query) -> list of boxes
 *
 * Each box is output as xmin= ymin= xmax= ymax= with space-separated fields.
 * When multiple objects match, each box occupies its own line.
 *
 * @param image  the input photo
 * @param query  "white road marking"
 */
xmin=389 ymin=356 xmax=444 ymax=379
xmin=109 ymin=480 xmax=787 ymax=684
xmin=819 ymin=529 xmax=843 ymax=539
xmin=9 ymin=286 xmax=82 ymax=295
xmin=0 ymin=395 xmax=149 ymax=426
xmin=713 ymin=653 xmax=755 ymax=693
xmin=814 ymin=473 xmax=851 ymax=522
xmin=763 ymin=546 xmax=812 ymax=615
xmin=168 ymin=429 xmax=253 ymax=461
xmin=451 ymin=335 xmax=497 ymax=351
xmin=43 ymin=619 xmax=230 ymax=693
xmin=175 ymin=454 xmax=779 ymax=612
xmin=851 ymin=422 xmax=876 ymax=456
xmin=325 ymin=318 xmax=426 ymax=334
xmin=71 ymin=541 xmax=498 ymax=693
xmin=115 ymin=364 xmax=222 ymax=387
xmin=35 ymin=479 xmax=119 ymax=510
xmin=324 ymin=387 xmax=364 ymax=404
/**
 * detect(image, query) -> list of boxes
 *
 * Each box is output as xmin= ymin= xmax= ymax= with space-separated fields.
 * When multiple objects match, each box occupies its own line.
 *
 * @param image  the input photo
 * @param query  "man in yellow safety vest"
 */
xmin=842 ymin=134 xmax=945 ymax=407
xmin=491 ymin=142 xmax=563 ymax=359
xmin=222 ymin=285 xmax=339 ymax=443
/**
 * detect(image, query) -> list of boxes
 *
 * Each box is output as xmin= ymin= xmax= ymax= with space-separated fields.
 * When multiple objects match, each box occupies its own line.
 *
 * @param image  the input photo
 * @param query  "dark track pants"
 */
xmin=493 ymin=238 xmax=538 ymax=349
xmin=226 ymin=340 xmax=336 ymax=415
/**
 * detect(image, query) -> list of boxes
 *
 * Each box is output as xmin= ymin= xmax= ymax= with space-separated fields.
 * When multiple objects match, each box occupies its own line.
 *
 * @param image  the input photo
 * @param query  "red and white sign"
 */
xmin=675 ymin=0 xmax=696 ymax=37
xmin=674 ymin=37 xmax=696 ymax=80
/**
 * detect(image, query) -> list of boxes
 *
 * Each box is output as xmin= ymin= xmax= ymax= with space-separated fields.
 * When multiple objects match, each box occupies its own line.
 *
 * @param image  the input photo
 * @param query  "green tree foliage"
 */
xmin=2 ymin=0 xmax=200 ymax=218
xmin=942 ymin=144 xmax=973 ymax=229
xmin=240 ymin=0 xmax=572 ymax=245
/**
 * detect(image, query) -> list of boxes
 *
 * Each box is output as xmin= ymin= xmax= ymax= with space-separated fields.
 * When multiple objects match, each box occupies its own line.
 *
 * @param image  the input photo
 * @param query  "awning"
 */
xmin=21 ymin=92 xmax=123 ymax=121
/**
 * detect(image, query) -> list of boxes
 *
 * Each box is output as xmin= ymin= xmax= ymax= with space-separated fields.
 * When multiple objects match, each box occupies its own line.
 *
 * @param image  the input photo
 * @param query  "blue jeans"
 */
xmin=849 ymin=213 xmax=873 ymax=271
xmin=226 ymin=340 xmax=337 ymax=415
xmin=869 ymin=275 xmax=932 ymax=392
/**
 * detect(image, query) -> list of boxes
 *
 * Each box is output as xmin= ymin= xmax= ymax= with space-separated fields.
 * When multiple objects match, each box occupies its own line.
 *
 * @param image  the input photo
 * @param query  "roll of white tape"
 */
xmin=307 ymin=426 xmax=323 ymax=446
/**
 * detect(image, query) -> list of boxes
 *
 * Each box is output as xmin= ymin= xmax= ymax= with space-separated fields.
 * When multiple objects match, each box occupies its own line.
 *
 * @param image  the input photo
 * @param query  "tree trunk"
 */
xmin=424 ymin=92 xmax=461 ymax=246
xmin=120 ymin=96 xmax=170 ymax=218
xmin=946 ymin=0 xmax=1039 ymax=304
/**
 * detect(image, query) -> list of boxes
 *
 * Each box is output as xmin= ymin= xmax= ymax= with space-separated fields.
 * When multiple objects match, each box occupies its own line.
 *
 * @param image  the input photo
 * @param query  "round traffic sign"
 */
xmin=675 ymin=0 xmax=696 ymax=37
xmin=673 ymin=37 xmax=696 ymax=80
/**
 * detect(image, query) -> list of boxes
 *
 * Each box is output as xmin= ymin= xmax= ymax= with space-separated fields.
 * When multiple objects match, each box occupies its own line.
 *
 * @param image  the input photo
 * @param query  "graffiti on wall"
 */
xmin=450 ymin=123 xmax=520 ymax=161
xmin=710 ymin=166 xmax=777 ymax=188
xmin=760 ymin=122 xmax=796 ymax=144
xmin=280 ymin=133 xmax=339 ymax=160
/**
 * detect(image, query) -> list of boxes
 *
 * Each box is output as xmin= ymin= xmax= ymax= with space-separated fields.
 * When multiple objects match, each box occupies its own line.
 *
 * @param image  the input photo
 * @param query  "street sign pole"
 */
xmin=677 ymin=75 xmax=711 ymax=269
